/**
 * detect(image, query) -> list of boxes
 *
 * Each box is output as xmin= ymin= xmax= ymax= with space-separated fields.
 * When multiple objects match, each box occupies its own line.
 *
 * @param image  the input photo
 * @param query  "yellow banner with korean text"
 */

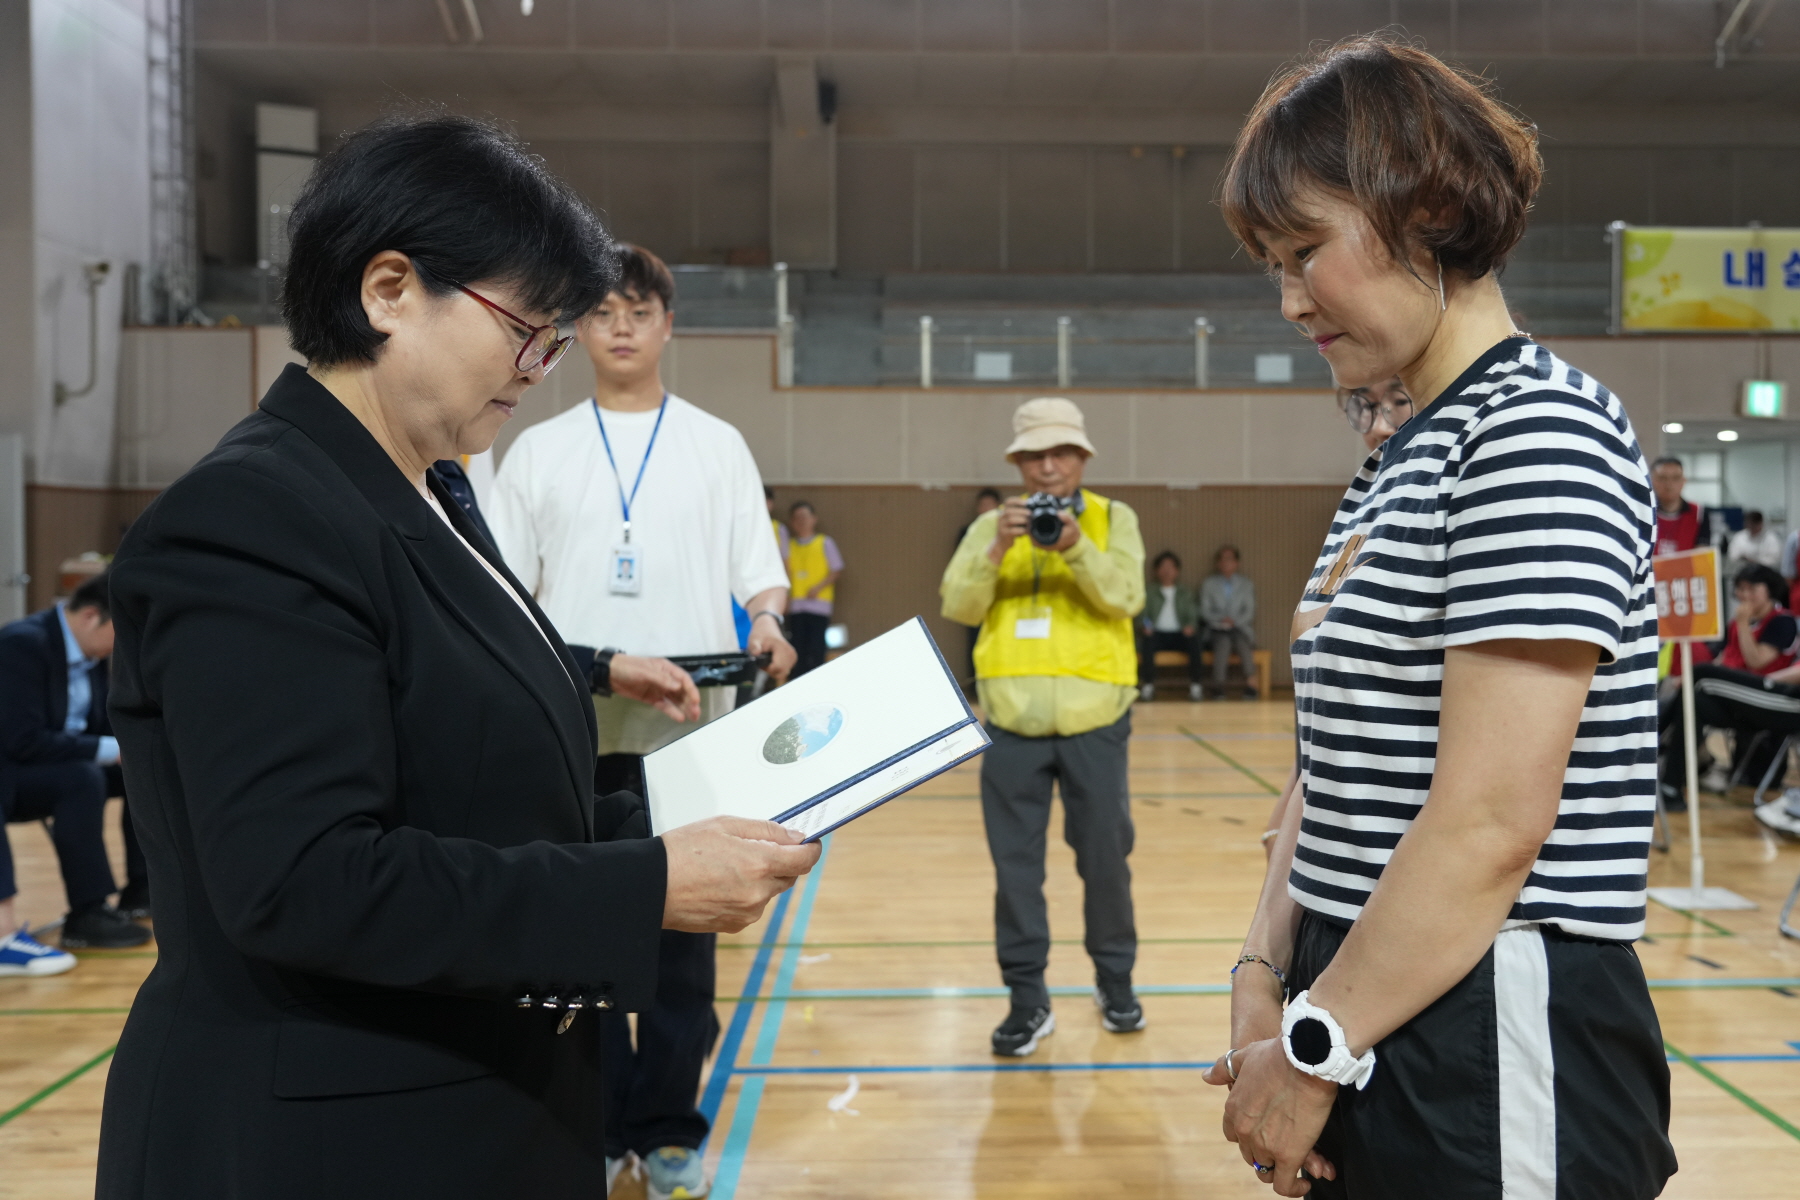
xmin=1621 ymin=226 xmax=1800 ymax=332
xmin=1652 ymin=547 xmax=1722 ymax=642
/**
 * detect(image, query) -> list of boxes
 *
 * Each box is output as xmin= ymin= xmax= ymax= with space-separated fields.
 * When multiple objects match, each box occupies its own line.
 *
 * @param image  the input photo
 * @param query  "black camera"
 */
xmin=1024 ymin=491 xmax=1083 ymax=548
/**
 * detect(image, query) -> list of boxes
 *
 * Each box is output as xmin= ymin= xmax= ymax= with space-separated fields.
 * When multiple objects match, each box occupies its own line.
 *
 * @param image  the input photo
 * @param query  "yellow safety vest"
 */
xmin=974 ymin=490 xmax=1136 ymax=686
xmin=787 ymin=535 xmax=835 ymax=604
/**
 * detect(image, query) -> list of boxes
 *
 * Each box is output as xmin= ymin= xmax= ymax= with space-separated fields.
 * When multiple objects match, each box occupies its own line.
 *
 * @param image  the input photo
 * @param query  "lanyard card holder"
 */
xmin=1014 ymin=604 xmax=1053 ymax=640
xmin=609 ymin=543 xmax=642 ymax=595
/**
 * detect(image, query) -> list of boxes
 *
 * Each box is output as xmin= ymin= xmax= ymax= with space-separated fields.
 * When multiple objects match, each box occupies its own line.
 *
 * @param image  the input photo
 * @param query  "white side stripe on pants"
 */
xmin=1495 ymin=925 xmax=1557 ymax=1199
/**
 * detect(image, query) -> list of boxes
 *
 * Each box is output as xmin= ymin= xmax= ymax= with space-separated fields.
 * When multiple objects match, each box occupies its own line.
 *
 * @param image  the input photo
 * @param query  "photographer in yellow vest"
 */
xmin=940 ymin=398 xmax=1146 ymax=1057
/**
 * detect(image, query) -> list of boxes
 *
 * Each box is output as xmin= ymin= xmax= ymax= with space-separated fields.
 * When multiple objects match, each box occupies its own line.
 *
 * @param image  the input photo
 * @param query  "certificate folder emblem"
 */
xmin=644 ymin=617 xmax=989 ymax=842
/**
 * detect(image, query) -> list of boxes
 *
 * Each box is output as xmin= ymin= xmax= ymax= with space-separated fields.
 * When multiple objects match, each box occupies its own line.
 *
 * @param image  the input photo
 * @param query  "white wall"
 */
xmin=1541 ymin=337 xmax=1800 ymax=462
xmin=31 ymin=0 xmax=151 ymax=486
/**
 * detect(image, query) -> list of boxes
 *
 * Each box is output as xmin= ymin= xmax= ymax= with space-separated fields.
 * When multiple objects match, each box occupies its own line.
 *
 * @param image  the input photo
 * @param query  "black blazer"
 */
xmin=97 ymin=365 xmax=666 ymax=1200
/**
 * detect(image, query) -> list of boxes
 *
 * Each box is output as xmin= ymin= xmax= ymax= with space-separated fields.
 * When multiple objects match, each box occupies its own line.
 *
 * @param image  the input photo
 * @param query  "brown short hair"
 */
xmin=1221 ymin=33 xmax=1541 ymax=282
xmin=613 ymin=243 xmax=675 ymax=310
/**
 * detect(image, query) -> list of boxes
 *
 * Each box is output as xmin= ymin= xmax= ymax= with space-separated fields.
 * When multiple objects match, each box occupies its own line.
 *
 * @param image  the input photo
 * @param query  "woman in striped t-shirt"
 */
xmin=1201 ymin=36 xmax=1675 ymax=1200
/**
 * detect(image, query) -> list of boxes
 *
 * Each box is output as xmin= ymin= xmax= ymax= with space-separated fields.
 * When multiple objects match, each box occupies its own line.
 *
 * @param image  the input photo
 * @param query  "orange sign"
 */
xmin=1652 ymin=548 xmax=1722 ymax=641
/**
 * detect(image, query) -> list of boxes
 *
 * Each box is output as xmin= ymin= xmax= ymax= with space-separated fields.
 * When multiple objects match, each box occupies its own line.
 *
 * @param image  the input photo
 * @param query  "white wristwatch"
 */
xmin=1281 ymin=990 xmax=1377 ymax=1091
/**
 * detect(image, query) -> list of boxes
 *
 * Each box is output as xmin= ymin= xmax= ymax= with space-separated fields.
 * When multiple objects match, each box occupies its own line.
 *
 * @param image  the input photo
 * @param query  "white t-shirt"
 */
xmin=488 ymin=393 xmax=788 ymax=755
xmin=1154 ymin=585 xmax=1182 ymax=632
xmin=1727 ymin=527 xmax=1782 ymax=570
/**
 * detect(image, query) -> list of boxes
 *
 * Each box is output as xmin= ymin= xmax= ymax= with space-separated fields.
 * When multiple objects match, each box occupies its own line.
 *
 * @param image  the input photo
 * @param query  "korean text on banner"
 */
xmin=1652 ymin=547 xmax=1722 ymax=641
xmin=1621 ymin=226 xmax=1800 ymax=332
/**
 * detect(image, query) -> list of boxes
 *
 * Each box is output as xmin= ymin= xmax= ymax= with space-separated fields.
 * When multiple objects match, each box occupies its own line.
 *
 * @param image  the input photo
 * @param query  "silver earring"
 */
xmin=1436 ymin=260 xmax=1446 ymax=312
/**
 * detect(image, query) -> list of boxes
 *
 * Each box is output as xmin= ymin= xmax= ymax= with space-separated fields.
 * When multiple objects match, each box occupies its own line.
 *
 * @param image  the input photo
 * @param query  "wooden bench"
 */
xmin=1151 ymin=648 xmax=1272 ymax=698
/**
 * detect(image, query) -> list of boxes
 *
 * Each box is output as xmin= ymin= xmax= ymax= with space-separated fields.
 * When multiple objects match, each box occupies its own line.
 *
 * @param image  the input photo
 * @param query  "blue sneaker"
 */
xmin=643 ymin=1145 xmax=709 ymax=1200
xmin=0 ymin=926 xmax=77 ymax=977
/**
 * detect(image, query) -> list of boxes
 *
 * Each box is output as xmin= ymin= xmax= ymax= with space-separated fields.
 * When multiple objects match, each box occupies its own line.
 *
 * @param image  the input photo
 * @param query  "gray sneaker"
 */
xmin=643 ymin=1146 xmax=709 ymax=1200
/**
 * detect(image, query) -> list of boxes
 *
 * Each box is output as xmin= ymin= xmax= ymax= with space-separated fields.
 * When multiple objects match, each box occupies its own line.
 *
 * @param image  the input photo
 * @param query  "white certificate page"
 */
xmin=644 ymin=618 xmax=977 ymax=835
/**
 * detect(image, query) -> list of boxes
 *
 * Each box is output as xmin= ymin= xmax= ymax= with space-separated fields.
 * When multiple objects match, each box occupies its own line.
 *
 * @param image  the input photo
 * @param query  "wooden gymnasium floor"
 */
xmin=5 ymin=697 xmax=1800 ymax=1197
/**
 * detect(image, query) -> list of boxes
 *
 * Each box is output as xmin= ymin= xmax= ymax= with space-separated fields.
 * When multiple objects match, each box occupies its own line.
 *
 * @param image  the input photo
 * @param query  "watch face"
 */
xmin=1290 ymin=1016 xmax=1333 ymax=1066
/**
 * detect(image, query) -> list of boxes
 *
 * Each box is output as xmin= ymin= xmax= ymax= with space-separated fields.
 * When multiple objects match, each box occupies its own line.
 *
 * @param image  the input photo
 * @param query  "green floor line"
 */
xmin=0 ymin=1045 xmax=116 ymax=1128
xmin=1647 ymin=898 xmax=1737 ymax=937
xmin=0 ymin=1007 xmax=131 ymax=1016
xmin=1176 ymin=728 xmax=1282 ymax=795
xmin=718 ymin=936 xmax=1246 ymax=951
xmin=1665 ymin=1040 xmax=1800 ymax=1143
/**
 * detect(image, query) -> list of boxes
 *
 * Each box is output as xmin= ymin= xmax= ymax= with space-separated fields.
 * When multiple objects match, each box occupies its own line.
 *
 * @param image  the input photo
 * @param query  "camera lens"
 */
xmin=1029 ymin=510 xmax=1063 ymax=546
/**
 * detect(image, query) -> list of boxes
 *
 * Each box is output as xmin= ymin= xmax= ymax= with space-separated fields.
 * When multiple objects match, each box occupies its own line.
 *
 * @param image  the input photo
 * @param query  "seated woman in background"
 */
xmin=1660 ymin=563 xmax=1800 ymax=807
xmin=97 ymin=112 xmax=819 ymax=1200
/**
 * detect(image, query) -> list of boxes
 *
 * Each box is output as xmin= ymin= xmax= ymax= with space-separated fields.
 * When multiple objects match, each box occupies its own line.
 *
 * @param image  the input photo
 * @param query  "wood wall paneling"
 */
xmin=25 ymin=485 xmax=161 ymax=611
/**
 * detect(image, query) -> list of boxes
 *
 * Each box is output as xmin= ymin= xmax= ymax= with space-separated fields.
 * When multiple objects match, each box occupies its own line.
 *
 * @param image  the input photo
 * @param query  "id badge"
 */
xmin=1014 ymin=606 xmax=1052 ymax=640
xmin=608 ymin=543 xmax=643 ymax=595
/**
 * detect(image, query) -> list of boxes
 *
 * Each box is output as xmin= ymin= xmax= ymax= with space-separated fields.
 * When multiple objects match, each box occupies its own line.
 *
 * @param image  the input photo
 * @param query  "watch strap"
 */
xmin=591 ymin=647 xmax=619 ymax=697
xmin=1280 ymin=990 xmax=1377 ymax=1090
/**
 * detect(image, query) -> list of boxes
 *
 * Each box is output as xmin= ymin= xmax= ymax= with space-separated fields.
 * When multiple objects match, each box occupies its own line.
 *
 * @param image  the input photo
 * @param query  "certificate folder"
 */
xmin=644 ymin=617 xmax=989 ymax=842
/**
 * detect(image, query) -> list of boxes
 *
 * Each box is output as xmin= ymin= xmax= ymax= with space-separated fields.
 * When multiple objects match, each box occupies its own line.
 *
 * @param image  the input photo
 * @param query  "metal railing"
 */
xmin=889 ymin=308 xmax=1308 ymax=390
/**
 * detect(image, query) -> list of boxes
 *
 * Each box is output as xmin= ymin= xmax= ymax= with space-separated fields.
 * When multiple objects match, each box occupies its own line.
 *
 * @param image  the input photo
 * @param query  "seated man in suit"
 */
xmin=1199 ymin=544 xmax=1258 ymax=700
xmin=0 ymin=571 xmax=151 ymax=953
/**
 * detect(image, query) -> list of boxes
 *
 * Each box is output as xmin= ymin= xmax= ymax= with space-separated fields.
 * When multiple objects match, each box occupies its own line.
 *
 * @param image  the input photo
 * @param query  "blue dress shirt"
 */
xmin=56 ymin=603 xmax=119 ymax=765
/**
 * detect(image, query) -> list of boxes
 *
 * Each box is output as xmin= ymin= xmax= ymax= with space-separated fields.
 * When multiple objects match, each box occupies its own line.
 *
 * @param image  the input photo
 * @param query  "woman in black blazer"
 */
xmin=96 ymin=114 xmax=818 ymax=1200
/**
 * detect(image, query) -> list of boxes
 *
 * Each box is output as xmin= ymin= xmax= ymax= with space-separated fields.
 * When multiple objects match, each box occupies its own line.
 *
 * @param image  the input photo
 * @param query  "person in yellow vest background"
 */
xmin=785 ymin=500 xmax=842 ymax=678
xmin=940 ymin=397 xmax=1147 ymax=1058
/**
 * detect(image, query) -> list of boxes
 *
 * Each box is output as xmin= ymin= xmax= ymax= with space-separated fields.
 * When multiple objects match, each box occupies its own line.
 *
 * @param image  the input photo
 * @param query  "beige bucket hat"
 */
xmin=1004 ymin=397 xmax=1097 ymax=461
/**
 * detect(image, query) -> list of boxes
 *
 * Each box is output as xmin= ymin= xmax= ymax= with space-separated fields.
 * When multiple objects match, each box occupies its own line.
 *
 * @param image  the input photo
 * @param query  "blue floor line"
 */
xmin=715 ymin=1047 xmax=1800 ymax=1077
xmin=697 ymin=888 xmax=792 ymax=1128
xmin=710 ymin=835 xmax=832 ymax=1200
xmin=724 ymin=977 xmax=1800 ymax=1003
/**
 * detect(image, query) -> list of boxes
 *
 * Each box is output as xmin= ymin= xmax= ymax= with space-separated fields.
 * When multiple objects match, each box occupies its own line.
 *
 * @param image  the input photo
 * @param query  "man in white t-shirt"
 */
xmin=489 ymin=245 xmax=792 ymax=1200
xmin=1727 ymin=509 xmax=1783 ymax=573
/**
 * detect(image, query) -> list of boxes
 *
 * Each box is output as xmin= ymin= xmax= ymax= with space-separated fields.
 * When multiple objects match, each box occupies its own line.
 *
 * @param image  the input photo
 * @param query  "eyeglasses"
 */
xmin=588 ymin=303 xmax=666 ymax=331
xmin=454 ymin=284 xmax=573 ymax=376
xmin=1340 ymin=389 xmax=1413 ymax=435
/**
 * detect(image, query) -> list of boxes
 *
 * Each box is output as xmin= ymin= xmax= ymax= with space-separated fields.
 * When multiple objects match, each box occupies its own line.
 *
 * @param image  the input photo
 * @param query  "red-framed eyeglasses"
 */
xmin=454 ymin=283 xmax=573 ymax=376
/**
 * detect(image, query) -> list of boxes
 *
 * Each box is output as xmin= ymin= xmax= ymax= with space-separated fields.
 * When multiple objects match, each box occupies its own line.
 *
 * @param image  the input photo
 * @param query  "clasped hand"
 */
xmin=1203 ymin=984 xmax=1337 ymax=1196
xmin=661 ymin=816 xmax=820 ymax=933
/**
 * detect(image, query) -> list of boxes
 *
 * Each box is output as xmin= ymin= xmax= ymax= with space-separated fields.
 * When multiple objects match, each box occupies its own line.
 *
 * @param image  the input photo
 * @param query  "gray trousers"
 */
xmin=980 ymin=712 xmax=1137 ymax=1008
xmin=1207 ymin=627 xmax=1257 ymax=692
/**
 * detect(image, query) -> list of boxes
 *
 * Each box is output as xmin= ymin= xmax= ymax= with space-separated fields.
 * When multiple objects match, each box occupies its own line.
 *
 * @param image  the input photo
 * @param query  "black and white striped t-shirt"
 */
xmin=1290 ymin=338 xmax=1658 ymax=941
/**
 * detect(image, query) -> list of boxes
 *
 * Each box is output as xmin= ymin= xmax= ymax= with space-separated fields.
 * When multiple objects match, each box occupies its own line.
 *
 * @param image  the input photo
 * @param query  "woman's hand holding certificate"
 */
xmin=660 ymin=817 xmax=821 ymax=933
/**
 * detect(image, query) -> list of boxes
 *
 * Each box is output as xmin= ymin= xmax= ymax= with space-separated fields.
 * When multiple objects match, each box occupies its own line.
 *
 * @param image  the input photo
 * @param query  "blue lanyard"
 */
xmin=592 ymin=395 xmax=667 ymax=544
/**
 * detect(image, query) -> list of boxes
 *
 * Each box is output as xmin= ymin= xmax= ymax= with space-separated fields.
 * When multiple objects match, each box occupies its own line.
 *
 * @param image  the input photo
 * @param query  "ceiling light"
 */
xmin=1717 ymin=429 xmax=1740 ymax=442
xmin=1661 ymin=422 xmax=1683 ymax=434
xmin=521 ymin=0 xmax=533 ymax=12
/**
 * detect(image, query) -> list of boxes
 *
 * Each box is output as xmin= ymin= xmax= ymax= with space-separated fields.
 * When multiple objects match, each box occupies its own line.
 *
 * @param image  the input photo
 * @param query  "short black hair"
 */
xmin=1650 ymin=456 xmax=1684 ymax=472
xmin=1223 ymin=33 xmax=1541 ymax=283
xmin=790 ymin=500 xmax=815 ymax=516
xmin=1153 ymin=550 xmax=1182 ymax=571
xmin=976 ymin=487 xmax=1003 ymax=504
xmin=1216 ymin=544 xmax=1241 ymax=563
xmin=1747 ymin=509 xmax=1765 ymax=523
xmin=283 ymin=111 xmax=617 ymax=366
xmin=67 ymin=571 xmax=111 ymax=621
xmin=612 ymin=244 xmax=675 ymax=311
xmin=763 ymin=485 xmax=775 ymax=501
xmin=1736 ymin=563 xmax=1787 ymax=602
